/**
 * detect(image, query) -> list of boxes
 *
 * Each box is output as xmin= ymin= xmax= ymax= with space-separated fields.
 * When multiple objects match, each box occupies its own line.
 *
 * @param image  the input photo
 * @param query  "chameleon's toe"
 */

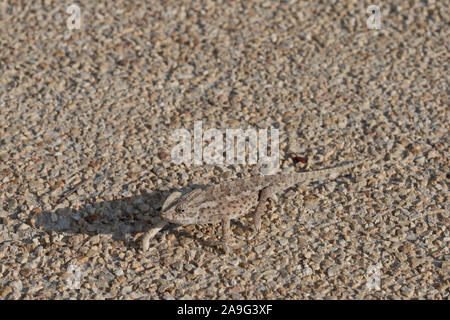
xmin=254 ymin=217 xmax=261 ymax=233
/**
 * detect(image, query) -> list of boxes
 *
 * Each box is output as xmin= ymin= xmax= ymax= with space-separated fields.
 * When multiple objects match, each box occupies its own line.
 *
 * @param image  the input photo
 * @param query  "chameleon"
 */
xmin=141 ymin=160 xmax=367 ymax=253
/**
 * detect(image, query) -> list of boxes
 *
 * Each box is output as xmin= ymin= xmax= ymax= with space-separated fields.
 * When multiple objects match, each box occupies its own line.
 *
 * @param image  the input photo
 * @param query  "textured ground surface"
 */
xmin=0 ymin=0 xmax=448 ymax=299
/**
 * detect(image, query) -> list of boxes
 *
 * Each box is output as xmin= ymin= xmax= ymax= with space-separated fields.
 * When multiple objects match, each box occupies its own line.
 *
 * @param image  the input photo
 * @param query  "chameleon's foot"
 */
xmin=253 ymin=186 xmax=273 ymax=234
xmin=210 ymin=239 xmax=231 ymax=254
xmin=254 ymin=216 xmax=261 ymax=233
xmin=269 ymin=194 xmax=278 ymax=203
xmin=222 ymin=216 xmax=231 ymax=254
xmin=222 ymin=244 xmax=230 ymax=255
xmin=141 ymin=220 xmax=168 ymax=251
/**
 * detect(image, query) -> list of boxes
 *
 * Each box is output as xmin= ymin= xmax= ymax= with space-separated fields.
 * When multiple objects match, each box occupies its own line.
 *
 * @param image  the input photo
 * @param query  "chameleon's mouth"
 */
xmin=160 ymin=211 xmax=194 ymax=225
xmin=161 ymin=210 xmax=186 ymax=224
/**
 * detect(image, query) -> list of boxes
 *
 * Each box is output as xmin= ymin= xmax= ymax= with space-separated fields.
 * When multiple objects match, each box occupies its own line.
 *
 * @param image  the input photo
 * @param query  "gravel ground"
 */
xmin=0 ymin=0 xmax=448 ymax=299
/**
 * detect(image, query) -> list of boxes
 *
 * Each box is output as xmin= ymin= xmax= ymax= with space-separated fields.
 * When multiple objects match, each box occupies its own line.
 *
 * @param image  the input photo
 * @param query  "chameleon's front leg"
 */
xmin=221 ymin=216 xmax=231 ymax=254
xmin=142 ymin=220 xmax=168 ymax=251
xmin=254 ymin=186 xmax=276 ymax=233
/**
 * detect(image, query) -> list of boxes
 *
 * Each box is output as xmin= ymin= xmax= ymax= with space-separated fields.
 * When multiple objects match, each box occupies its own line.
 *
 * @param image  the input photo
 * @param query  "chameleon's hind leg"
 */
xmin=254 ymin=186 xmax=276 ymax=233
xmin=221 ymin=216 xmax=231 ymax=254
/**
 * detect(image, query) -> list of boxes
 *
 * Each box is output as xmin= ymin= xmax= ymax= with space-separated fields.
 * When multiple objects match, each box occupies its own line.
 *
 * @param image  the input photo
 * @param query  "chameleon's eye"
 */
xmin=176 ymin=206 xmax=185 ymax=214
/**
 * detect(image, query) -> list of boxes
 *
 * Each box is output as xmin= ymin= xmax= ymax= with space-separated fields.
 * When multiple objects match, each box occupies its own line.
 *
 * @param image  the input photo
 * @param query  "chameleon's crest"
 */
xmin=182 ymin=188 xmax=204 ymax=202
xmin=161 ymin=191 xmax=182 ymax=211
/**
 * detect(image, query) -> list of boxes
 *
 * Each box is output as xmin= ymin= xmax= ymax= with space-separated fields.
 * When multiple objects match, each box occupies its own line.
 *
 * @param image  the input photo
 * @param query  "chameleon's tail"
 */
xmin=250 ymin=159 xmax=370 ymax=190
xmin=287 ymin=159 xmax=366 ymax=186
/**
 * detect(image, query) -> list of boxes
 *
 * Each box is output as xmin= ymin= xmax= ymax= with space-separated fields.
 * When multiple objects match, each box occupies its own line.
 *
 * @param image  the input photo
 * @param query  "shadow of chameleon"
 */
xmin=35 ymin=187 xmax=178 ymax=242
xmin=34 ymin=184 xmax=248 ymax=252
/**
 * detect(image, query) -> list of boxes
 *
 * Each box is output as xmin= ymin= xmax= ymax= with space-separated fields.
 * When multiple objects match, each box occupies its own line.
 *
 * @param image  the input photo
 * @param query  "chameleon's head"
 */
xmin=160 ymin=189 xmax=204 ymax=225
